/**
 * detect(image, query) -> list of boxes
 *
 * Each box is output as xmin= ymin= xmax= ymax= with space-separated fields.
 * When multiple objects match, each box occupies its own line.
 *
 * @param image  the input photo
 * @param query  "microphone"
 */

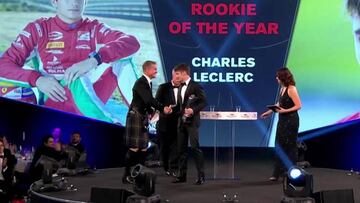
xmin=182 ymin=94 xmax=196 ymax=123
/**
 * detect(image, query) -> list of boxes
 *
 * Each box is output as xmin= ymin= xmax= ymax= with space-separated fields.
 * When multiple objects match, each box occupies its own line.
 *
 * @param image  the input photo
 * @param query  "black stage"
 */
xmin=29 ymin=158 xmax=360 ymax=203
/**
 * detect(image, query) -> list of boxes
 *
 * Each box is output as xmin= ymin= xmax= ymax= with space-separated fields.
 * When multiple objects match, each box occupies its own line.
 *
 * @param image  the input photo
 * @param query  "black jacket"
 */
xmin=181 ymin=80 xmax=207 ymax=126
xmin=130 ymin=75 xmax=164 ymax=115
xmin=69 ymin=143 xmax=85 ymax=154
xmin=1 ymin=149 xmax=16 ymax=183
xmin=155 ymin=82 xmax=180 ymax=131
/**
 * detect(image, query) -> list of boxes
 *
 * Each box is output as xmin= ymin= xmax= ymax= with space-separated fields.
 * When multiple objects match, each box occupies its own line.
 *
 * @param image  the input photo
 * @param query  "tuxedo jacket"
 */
xmin=181 ymin=80 xmax=207 ymax=127
xmin=1 ymin=149 xmax=16 ymax=183
xmin=155 ymin=82 xmax=180 ymax=131
xmin=130 ymin=75 xmax=163 ymax=115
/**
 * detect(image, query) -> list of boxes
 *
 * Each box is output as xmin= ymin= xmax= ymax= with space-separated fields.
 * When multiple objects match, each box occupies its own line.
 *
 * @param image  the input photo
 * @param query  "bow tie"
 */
xmin=0 ymin=155 xmax=4 ymax=159
xmin=181 ymin=82 xmax=186 ymax=86
xmin=172 ymin=85 xmax=179 ymax=89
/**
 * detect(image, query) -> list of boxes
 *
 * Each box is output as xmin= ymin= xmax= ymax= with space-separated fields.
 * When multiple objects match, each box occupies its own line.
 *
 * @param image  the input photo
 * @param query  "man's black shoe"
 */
xmin=166 ymin=170 xmax=178 ymax=177
xmin=171 ymin=171 xmax=177 ymax=177
xmin=194 ymin=176 xmax=205 ymax=185
xmin=172 ymin=177 xmax=186 ymax=183
xmin=122 ymin=176 xmax=133 ymax=184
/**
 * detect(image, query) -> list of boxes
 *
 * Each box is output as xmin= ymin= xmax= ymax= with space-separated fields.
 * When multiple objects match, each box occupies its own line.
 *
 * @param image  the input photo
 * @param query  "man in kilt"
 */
xmin=122 ymin=60 xmax=172 ymax=184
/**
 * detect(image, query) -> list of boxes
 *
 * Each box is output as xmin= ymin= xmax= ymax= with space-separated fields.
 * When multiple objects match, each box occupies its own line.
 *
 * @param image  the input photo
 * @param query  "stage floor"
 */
xmin=30 ymin=158 xmax=360 ymax=203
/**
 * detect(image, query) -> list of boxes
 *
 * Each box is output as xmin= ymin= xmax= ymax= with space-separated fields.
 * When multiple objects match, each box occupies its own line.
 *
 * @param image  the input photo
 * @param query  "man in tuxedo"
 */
xmin=122 ymin=60 xmax=171 ymax=184
xmin=155 ymin=69 xmax=182 ymax=176
xmin=172 ymin=63 xmax=207 ymax=185
xmin=0 ymin=138 xmax=16 ymax=202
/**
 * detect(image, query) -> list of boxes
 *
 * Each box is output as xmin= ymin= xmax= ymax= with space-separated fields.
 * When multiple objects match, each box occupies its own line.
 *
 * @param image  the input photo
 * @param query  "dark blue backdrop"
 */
xmin=150 ymin=0 xmax=300 ymax=146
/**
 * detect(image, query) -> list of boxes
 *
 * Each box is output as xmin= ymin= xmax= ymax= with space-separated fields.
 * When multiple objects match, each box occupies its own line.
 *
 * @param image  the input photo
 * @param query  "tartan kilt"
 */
xmin=125 ymin=110 xmax=149 ymax=149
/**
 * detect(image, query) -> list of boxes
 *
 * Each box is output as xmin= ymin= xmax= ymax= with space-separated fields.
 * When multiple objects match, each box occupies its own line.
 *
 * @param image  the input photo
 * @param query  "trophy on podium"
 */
xmin=182 ymin=94 xmax=197 ymax=123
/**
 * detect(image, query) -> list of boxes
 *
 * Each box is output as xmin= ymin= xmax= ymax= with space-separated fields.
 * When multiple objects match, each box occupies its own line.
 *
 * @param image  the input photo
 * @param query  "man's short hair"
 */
xmin=346 ymin=0 xmax=360 ymax=17
xmin=142 ymin=60 xmax=156 ymax=71
xmin=173 ymin=63 xmax=190 ymax=75
xmin=42 ymin=135 xmax=54 ymax=144
xmin=71 ymin=131 xmax=81 ymax=136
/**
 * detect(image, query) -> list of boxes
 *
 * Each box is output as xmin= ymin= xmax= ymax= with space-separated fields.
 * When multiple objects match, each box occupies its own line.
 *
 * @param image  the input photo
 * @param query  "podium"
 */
xmin=200 ymin=111 xmax=257 ymax=179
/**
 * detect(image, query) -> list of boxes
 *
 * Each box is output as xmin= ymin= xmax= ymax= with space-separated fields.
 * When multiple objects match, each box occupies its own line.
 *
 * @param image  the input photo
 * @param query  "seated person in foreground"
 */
xmin=29 ymin=135 xmax=67 ymax=182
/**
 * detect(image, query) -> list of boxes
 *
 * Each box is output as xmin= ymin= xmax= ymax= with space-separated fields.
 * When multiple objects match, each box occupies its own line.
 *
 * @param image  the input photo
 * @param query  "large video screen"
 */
xmin=272 ymin=0 xmax=360 ymax=145
xmin=0 ymin=0 xmax=164 ymax=126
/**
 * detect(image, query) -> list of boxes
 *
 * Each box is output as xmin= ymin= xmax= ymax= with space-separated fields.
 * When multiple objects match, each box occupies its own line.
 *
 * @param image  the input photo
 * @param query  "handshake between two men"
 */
xmin=162 ymin=105 xmax=194 ymax=118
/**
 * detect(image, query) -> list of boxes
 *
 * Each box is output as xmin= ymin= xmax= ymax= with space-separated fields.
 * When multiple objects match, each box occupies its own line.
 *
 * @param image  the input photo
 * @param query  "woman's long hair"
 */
xmin=276 ymin=67 xmax=296 ymax=86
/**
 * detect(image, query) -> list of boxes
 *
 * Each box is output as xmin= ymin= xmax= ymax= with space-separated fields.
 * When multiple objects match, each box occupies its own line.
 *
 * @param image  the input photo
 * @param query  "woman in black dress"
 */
xmin=261 ymin=67 xmax=302 ymax=181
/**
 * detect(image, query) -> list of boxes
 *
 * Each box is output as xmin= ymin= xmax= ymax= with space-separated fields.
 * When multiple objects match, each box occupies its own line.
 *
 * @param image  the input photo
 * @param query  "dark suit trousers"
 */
xmin=177 ymin=123 xmax=205 ymax=178
xmin=158 ymin=128 xmax=178 ymax=171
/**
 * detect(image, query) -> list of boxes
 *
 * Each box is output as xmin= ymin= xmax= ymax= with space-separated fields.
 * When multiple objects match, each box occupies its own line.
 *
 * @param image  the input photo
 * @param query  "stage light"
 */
xmin=283 ymin=166 xmax=313 ymax=198
xmin=289 ymin=167 xmax=302 ymax=179
xmin=147 ymin=141 xmax=152 ymax=149
xmin=131 ymin=164 xmax=157 ymax=197
xmin=31 ymin=156 xmax=68 ymax=193
xmin=42 ymin=161 xmax=53 ymax=184
xmin=36 ymin=155 xmax=60 ymax=184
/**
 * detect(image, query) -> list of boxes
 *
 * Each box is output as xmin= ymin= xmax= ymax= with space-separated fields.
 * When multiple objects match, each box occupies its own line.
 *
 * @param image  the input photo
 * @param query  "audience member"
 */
xmin=68 ymin=132 xmax=85 ymax=154
xmin=29 ymin=135 xmax=67 ymax=182
xmin=0 ymin=138 xmax=16 ymax=202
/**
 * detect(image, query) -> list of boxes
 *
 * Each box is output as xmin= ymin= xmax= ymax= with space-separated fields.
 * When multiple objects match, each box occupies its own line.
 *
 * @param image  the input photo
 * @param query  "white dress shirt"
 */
xmin=172 ymin=81 xmax=179 ymax=105
xmin=143 ymin=74 xmax=152 ymax=89
xmin=181 ymin=77 xmax=191 ymax=103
